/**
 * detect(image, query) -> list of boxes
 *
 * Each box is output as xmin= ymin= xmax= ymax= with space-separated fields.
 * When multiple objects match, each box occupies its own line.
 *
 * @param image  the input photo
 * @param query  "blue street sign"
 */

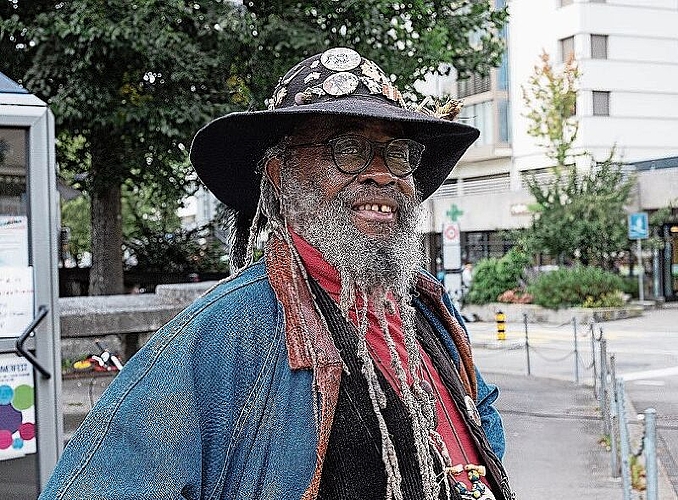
xmin=628 ymin=212 xmax=649 ymax=239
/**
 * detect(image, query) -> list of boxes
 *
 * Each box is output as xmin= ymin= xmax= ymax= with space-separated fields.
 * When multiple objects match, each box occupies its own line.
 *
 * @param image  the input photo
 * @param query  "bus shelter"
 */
xmin=0 ymin=71 xmax=62 ymax=498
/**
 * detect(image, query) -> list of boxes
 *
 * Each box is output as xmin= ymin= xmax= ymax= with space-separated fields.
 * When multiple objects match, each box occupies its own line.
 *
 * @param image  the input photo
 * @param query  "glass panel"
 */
xmin=560 ymin=36 xmax=575 ymax=63
xmin=0 ymin=126 xmax=38 ymax=499
xmin=0 ymin=128 xmax=28 ymax=218
xmin=497 ymin=55 xmax=509 ymax=91
xmin=483 ymin=101 xmax=494 ymax=145
xmin=498 ymin=98 xmax=511 ymax=143
xmin=591 ymin=34 xmax=608 ymax=59
xmin=593 ymin=91 xmax=610 ymax=116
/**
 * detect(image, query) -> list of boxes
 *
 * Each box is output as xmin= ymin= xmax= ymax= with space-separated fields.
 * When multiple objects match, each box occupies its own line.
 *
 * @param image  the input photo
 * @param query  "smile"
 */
xmin=351 ymin=199 xmax=398 ymax=224
xmin=355 ymin=204 xmax=394 ymax=214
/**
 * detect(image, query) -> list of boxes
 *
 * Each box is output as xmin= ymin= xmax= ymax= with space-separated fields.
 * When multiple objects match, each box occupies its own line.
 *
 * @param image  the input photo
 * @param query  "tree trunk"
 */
xmin=89 ymin=181 xmax=124 ymax=295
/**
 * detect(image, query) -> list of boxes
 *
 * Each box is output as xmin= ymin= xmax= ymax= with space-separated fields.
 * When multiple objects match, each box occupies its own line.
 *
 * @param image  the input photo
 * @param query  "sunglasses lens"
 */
xmin=386 ymin=139 xmax=424 ymax=176
xmin=329 ymin=136 xmax=425 ymax=176
xmin=332 ymin=136 xmax=371 ymax=173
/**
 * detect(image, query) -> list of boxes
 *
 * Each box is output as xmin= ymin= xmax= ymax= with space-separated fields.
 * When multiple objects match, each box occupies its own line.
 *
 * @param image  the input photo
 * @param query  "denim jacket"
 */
xmin=41 ymin=241 xmax=507 ymax=500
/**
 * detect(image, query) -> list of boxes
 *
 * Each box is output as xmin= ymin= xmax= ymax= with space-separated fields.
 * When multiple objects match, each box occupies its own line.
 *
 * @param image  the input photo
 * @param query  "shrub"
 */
xmin=466 ymin=248 xmax=531 ymax=304
xmin=619 ymin=275 xmax=639 ymax=299
xmin=581 ymin=291 xmax=625 ymax=308
xmin=528 ymin=266 xmax=625 ymax=309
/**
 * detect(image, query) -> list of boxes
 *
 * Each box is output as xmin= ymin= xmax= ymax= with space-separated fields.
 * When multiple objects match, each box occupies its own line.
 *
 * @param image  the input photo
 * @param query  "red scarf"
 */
xmin=290 ymin=231 xmax=487 ymax=485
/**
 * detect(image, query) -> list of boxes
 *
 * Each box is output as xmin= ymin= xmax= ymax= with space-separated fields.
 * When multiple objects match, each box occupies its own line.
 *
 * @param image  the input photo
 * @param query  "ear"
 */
xmin=264 ymin=156 xmax=283 ymax=193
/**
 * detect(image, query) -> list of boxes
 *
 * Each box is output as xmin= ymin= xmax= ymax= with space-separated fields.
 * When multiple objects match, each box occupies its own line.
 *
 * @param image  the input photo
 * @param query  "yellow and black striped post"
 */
xmin=495 ymin=311 xmax=506 ymax=341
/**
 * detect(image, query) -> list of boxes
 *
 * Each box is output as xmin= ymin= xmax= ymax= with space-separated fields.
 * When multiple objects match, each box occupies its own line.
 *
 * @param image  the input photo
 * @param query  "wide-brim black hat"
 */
xmin=190 ymin=47 xmax=479 ymax=216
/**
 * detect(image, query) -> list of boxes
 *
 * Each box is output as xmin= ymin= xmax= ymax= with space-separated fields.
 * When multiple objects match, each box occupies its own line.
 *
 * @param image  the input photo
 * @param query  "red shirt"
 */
xmin=290 ymin=232 xmax=488 ymax=489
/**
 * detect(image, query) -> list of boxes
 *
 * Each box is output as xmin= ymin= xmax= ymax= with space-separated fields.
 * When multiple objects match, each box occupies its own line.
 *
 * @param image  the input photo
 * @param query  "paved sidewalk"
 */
xmin=477 ymin=359 xmax=677 ymax=499
xmin=488 ymin=372 xmax=625 ymax=499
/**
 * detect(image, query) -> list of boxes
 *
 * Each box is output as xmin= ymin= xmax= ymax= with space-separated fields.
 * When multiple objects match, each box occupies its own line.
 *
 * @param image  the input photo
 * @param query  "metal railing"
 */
xmin=482 ymin=314 xmax=660 ymax=498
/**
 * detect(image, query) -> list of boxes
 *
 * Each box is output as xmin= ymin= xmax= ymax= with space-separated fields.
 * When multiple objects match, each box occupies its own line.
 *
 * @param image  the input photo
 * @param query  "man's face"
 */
xmin=281 ymin=117 xmax=418 ymax=238
xmin=269 ymin=116 xmax=423 ymax=296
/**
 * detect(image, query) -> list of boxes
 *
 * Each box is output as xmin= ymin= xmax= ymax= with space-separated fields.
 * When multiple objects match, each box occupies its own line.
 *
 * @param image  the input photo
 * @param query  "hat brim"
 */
xmin=190 ymin=95 xmax=479 ymax=215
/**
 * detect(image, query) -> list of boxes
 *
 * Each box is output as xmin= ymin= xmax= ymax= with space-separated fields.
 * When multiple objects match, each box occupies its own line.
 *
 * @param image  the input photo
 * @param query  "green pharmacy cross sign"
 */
xmin=446 ymin=204 xmax=464 ymax=222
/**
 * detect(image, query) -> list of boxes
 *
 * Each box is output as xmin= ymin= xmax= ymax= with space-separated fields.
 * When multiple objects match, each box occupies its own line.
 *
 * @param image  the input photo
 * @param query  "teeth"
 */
xmin=357 ymin=204 xmax=394 ymax=213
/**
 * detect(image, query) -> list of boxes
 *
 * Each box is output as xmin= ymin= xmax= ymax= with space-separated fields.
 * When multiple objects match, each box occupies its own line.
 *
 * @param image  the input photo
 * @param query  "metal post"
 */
xmin=523 ymin=313 xmax=531 ymax=376
xmin=600 ymin=339 xmax=609 ymax=436
xmin=616 ymin=379 xmax=632 ymax=500
xmin=609 ymin=355 xmax=620 ymax=478
xmin=590 ymin=323 xmax=598 ymax=398
xmin=637 ymin=238 xmax=645 ymax=302
xmin=645 ymin=408 xmax=658 ymax=500
xmin=572 ymin=317 xmax=579 ymax=385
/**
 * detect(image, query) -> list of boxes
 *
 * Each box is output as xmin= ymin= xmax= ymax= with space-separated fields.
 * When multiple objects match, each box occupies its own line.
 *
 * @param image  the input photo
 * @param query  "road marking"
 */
xmin=630 ymin=380 xmax=666 ymax=386
xmin=620 ymin=366 xmax=678 ymax=381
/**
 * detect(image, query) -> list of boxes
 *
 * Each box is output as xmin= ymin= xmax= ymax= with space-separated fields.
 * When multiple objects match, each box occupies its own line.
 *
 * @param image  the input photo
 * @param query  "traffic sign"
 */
xmin=442 ymin=222 xmax=460 ymax=245
xmin=628 ymin=212 xmax=649 ymax=239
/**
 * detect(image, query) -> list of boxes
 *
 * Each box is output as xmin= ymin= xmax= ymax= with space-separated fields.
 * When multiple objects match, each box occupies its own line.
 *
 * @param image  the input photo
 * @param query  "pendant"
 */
xmin=446 ymin=464 xmax=497 ymax=500
xmin=464 ymin=395 xmax=482 ymax=427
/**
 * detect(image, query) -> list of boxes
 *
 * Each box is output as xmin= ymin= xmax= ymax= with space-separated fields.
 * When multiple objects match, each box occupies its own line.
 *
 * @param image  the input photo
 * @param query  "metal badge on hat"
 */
xmin=322 ymin=72 xmax=360 ymax=96
xmin=320 ymin=47 xmax=362 ymax=71
xmin=269 ymin=47 xmax=406 ymax=109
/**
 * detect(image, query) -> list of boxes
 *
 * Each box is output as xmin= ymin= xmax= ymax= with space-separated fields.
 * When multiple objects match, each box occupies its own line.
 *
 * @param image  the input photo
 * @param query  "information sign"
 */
xmin=628 ymin=212 xmax=649 ymax=239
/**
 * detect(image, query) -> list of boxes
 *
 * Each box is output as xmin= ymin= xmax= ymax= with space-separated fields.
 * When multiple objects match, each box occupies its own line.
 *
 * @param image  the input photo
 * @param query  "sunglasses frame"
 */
xmin=288 ymin=134 xmax=425 ymax=178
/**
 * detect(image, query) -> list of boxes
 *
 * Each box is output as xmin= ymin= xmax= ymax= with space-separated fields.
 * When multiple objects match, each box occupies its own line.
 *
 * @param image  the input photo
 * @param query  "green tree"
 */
xmin=520 ymin=52 xmax=634 ymax=269
xmin=61 ymin=196 xmax=91 ymax=267
xmin=2 ymin=0 xmax=508 ymax=294
xmin=523 ymin=152 xmax=634 ymax=269
xmin=243 ymin=1 xmax=509 ymax=105
xmin=1 ymin=0 xmax=245 ymax=294
xmin=522 ymin=51 xmax=580 ymax=169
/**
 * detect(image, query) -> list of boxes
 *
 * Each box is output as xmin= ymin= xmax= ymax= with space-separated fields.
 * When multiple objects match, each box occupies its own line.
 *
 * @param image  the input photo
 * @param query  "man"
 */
xmin=42 ymin=48 xmax=513 ymax=500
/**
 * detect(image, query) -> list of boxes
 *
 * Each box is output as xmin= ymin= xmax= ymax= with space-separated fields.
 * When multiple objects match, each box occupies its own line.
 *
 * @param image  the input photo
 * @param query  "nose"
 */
xmin=356 ymin=153 xmax=396 ymax=186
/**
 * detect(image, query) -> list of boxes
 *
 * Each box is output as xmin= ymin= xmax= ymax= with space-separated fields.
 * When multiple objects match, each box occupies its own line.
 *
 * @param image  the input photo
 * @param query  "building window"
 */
xmin=559 ymin=0 xmax=574 ymax=6
xmin=461 ymin=231 xmax=515 ymax=263
xmin=591 ymin=34 xmax=608 ymax=59
xmin=462 ymin=173 xmax=510 ymax=196
xmin=559 ymin=36 xmax=575 ymax=63
xmin=498 ymin=98 xmax=511 ymax=143
xmin=458 ymin=101 xmax=495 ymax=146
xmin=456 ymin=72 xmax=491 ymax=98
xmin=590 ymin=0 xmax=605 ymax=3
xmin=593 ymin=91 xmax=610 ymax=116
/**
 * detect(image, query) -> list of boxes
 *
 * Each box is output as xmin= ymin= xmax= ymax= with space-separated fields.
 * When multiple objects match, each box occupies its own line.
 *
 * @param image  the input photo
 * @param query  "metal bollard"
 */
xmin=495 ymin=310 xmax=506 ymax=341
xmin=523 ymin=313 xmax=531 ymax=376
xmin=645 ymin=408 xmax=658 ymax=500
xmin=600 ymin=339 xmax=609 ymax=436
xmin=591 ymin=323 xmax=598 ymax=398
xmin=609 ymin=354 xmax=620 ymax=478
xmin=616 ymin=379 xmax=632 ymax=500
xmin=572 ymin=317 xmax=579 ymax=385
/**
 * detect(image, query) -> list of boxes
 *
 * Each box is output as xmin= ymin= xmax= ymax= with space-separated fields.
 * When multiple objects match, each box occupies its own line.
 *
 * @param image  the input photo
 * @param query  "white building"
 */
xmin=427 ymin=0 xmax=678 ymax=300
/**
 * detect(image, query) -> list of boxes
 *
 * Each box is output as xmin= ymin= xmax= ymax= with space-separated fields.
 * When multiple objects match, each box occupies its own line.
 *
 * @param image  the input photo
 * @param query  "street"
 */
xmin=466 ymin=303 xmax=678 ymax=497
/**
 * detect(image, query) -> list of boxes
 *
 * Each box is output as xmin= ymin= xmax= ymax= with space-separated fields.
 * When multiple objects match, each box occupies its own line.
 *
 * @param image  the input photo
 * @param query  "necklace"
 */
xmin=420 ymin=355 xmax=496 ymax=500
xmin=368 ymin=339 xmax=495 ymax=500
